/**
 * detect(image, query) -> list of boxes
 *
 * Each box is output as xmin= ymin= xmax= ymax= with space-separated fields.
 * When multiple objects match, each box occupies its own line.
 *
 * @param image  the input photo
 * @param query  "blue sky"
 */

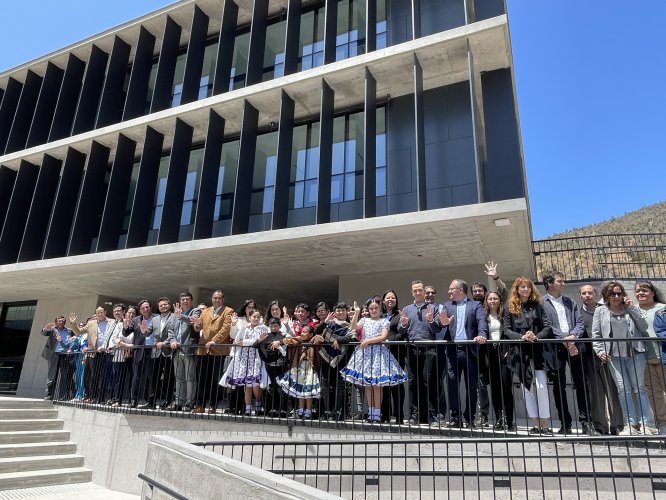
xmin=1 ymin=1 xmax=663 ymax=240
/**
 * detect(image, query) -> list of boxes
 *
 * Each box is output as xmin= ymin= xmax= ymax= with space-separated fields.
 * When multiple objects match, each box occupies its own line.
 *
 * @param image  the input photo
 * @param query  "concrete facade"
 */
xmin=1 ymin=0 xmax=532 ymax=397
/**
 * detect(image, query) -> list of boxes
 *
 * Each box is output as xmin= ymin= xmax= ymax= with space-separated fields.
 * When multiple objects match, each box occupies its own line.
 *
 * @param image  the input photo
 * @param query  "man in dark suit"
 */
xmin=438 ymin=279 xmax=488 ymax=428
xmin=167 ymin=292 xmax=202 ymax=412
xmin=41 ymin=316 xmax=73 ymax=400
xmin=125 ymin=299 xmax=159 ymax=407
xmin=137 ymin=297 xmax=175 ymax=409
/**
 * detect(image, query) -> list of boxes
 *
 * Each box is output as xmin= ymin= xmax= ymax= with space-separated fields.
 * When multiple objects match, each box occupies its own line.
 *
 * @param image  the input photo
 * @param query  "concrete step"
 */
xmin=0 ymin=419 xmax=64 ymax=432
xmin=0 ymin=454 xmax=85 ymax=473
xmin=0 ymin=398 xmax=53 ymax=410
xmin=0 ymin=442 xmax=78 ymax=459
xmin=0 ymin=466 xmax=92 ymax=490
xmin=0 ymin=430 xmax=70 ymax=445
xmin=0 ymin=409 xmax=59 ymax=420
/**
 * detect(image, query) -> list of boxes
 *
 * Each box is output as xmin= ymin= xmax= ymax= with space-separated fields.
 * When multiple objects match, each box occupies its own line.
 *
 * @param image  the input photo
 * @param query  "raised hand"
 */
xmin=399 ymin=308 xmax=409 ymax=327
xmin=44 ymin=322 xmax=55 ymax=331
xmin=123 ymin=312 xmax=131 ymax=328
xmin=69 ymin=313 xmax=77 ymax=324
xmin=352 ymin=301 xmax=360 ymax=314
xmin=325 ymin=311 xmax=335 ymax=323
xmin=282 ymin=306 xmax=291 ymax=324
xmin=438 ymin=310 xmax=454 ymax=326
xmin=173 ymin=303 xmax=182 ymax=318
xmin=425 ymin=305 xmax=434 ymax=322
xmin=139 ymin=319 xmax=148 ymax=334
xmin=484 ymin=261 xmax=498 ymax=279
xmin=231 ymin=312 xmax=238 ymax=326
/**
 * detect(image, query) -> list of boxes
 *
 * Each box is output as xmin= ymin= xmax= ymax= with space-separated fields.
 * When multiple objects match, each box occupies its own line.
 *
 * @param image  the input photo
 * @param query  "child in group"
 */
xmin=219 ymin=310 xmax=270 ymax=416
xmin=277 ymin=325 xmax=321 ymax=419
xmin=259 ymin=317 xmax=289 ymax=416
xmin=340 ymin=299 xmax=409 ymax=423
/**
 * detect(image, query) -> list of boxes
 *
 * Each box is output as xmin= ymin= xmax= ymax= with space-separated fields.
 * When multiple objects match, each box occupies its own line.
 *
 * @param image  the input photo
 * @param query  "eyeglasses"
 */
xmin=610 ymin=292 xmax=624 ymax=297
xmin=448 ymin=288 xmax=460 ymax=292
xmin=425 ymin=291 xmax=436 ymax=295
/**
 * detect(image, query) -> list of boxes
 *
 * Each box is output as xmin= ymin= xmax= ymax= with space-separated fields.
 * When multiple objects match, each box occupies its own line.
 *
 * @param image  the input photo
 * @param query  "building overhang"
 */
xmin=0 ymin=15 xmax=511 ymax=169
xmin=0 ymin=198 xmax=532 ymax=304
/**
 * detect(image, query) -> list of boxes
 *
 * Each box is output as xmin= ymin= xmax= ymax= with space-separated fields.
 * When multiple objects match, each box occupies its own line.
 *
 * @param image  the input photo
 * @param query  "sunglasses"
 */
xmin=610 ymin=292 xmax=624 ymax=297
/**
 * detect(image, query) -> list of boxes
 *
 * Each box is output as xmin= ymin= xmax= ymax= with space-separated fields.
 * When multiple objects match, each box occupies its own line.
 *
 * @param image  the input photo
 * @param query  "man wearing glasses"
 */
xmin=424 ymin=285 xmax=448 ymax=421
xmin=438 ymin=279 xmax=488 ymax=428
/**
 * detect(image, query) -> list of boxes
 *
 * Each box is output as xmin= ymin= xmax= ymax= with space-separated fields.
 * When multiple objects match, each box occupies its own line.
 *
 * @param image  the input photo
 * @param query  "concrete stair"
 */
xmin=0 ymin=397 xmax=91 ymax=491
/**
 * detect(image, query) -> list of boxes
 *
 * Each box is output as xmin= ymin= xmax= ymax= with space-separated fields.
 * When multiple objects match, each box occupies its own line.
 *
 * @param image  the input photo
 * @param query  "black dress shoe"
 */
xmin=465 ymin=421 xmax=477 ymax=429
xmin=581 ymin=423 xmax=601 ymax=436
xmin=138 ymin=402 xmax=155 ymax=410
xmin=557 ymin=426 xmax=572 ymax=435
xmin=158 ymin=401 xmax=169 ymax=410
xmin=541 ymin=427 xmax=553 ymax=435
xmin=128 ymin=400 xmax=138 ymax=408
xmin=183 ymin=404 xmax=193 ymax=412
xmin=493 ymin=421 xmax=505 ymax=430
xmin=167 ymin=403 xmax=183 ymax=412
xmin=447 ymin=419 xmax=462 ymax=428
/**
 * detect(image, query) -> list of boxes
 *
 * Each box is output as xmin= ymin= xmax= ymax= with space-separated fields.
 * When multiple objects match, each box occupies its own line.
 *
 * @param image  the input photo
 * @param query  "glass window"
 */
xmin=213 ymin=140 xmax=239 ymax=237
xmin=230 ymin=32 xmax=250 ymax=91
xmin=336 ymin=0 xmax=365 ymax=61
xmin=170 ymin=53 xmax=187 ymax=107
xmin=299 ymin=8 xmax=325 ymax=71
xmin=330 ymin=110 xmax=364 ymax=221
xmin=290 ymin=122 xmax=319 ymax=219
xmin=0 ymin=302 xmax=37 ymax=395
xmin=148 ymin=156 xmax=171 ymax=245
xmin=263 ymin=21 xmax=286 ymax=82
xmin=199 ymin=42 xmax=218 ymax=99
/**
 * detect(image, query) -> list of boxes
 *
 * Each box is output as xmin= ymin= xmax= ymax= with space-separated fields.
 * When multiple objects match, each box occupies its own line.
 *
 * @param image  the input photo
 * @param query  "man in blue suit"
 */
xmin=438 ymin=279 xmax=488 ymax=428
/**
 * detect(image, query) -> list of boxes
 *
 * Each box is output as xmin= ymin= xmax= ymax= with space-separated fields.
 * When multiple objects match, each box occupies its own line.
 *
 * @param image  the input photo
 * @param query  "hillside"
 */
xmin=535 ymin=199 xmax=666 ymax=281
xmin=547 ymin=199 xmax=666 ymax=239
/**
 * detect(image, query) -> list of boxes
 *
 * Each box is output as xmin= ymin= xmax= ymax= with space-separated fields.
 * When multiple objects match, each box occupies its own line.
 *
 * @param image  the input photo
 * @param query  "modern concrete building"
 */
xmin=0 ymin=0 xmax=533 ymax=396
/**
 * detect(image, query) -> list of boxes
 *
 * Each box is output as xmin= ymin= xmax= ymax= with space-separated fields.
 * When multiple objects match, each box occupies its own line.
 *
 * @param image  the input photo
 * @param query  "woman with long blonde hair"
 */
xmin=503 ymin=277 xmax=553 ymax=435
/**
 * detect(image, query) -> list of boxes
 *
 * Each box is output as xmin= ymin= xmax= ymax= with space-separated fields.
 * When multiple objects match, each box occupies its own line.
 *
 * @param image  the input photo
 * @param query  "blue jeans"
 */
xmin=608 ymin=353 xmax=652 ymax=425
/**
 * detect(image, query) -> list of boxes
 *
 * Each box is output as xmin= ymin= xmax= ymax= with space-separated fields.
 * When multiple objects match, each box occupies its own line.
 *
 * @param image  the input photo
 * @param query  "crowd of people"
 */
xmin=40 ymin=263 xmax=666 ymax=436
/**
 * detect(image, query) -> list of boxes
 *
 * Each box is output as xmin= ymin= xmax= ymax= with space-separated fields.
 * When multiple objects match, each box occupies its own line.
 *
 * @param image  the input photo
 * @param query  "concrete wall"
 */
xmin=142 ymin=435 xmax=340 ymax=500
xmin=55 ymin=405 xmax=403 ymax=495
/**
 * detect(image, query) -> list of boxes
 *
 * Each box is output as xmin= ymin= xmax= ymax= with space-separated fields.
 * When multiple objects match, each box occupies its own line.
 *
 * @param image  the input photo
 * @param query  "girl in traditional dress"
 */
xmin=340 ymin=299 xmax=409 ymax=422
xmin=220 ymin=310 xmax=270 ymax=416
xmin=278 ymin=325 xmax=321 ymax=419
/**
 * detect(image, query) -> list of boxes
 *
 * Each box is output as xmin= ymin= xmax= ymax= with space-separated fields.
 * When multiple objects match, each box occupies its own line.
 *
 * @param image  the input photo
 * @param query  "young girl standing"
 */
xmin=220 ymin=310 xmax=270 ymax=416
xmin=277 ymin=325 xmax=321 ymax=419
xmin=340 ymin=299 xmax=409 ymax=422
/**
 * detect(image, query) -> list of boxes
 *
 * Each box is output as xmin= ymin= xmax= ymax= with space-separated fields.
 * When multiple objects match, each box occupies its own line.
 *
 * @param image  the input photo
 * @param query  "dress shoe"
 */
xmin=493 ymin=421 xmax=505 ymax=430
xmin=138 ymin=402 xmax=155 ymax=410
xmin=446 ymin=419 xmax=462 ymax=428
xmin=529 ymin=426 xmax=541 ymax=435
xmin=158 ymin=401 xmax=170 ymax=410
xmin=581 ymin=423 xmax=601 ymax=436
xmin=475 ymin=414 xmax=489 ymax=427
xmin=183 ymin=404 xmax=193 ymax=413
xmin=465 ymin=421 xmax=477 ymax=429
xmin=540 ymin=427 xmax=553 ymax=436
xmin=167 ymin=403 xmax=183 ymax=412
xmin=208 ymin=407 xmax=217 ymax=415
xmin=557 ymin=425 xmax=572 ymax=435
xmin=128 ymin=400 xmax=138 ymax=408
xmin=44 ymin=395 xmax=53 ymax=401
xmin=191 ymin=405 xmax=204 ymax=414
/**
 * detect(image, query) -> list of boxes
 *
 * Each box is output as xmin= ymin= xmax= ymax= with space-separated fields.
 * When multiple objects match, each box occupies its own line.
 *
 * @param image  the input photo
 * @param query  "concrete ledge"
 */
xmin=143 ymin=435 xmax=340 ymax=500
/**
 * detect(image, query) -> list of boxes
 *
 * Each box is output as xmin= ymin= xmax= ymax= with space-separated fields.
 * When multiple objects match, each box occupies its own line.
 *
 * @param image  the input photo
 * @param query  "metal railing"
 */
xmin=193 ymin=436 xmax=666 ymax=499
xmin=50 ymin=338 xmax=666 ymax=438
xmin=533 ymin=233 xmax=666 ymax=282
xmin=138 ymin=472 xmax=189 ymax=500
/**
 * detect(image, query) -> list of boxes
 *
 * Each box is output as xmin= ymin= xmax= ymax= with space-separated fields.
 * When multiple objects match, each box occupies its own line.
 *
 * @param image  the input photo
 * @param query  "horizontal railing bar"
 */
xmin=137 ymin=473 xmax=189 ymax=500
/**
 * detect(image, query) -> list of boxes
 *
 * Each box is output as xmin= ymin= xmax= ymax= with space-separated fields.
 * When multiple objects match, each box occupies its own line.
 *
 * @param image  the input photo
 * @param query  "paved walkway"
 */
xmin=0 ymin=482 xmax=139 ymax=499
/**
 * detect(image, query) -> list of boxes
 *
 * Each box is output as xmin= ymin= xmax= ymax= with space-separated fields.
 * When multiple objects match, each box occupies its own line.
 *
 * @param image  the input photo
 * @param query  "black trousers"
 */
xmin=487 ymin=344 xmax=514 ymax=425
xmin=477 ymin=344 xmax=490 ymax=418
xmin=549 ymin=346 xmax=590 ymax=427
xmin=264 ymin=363 xmax=288 ymax=413
xmin=407 ymin=346 xmax=438 ymax=423
xmin=84 ymin=353 xmax=111 ymax=402
xmin=381 ymin=345 xmax=407 ymax=422
xmin=320 ymin=362 xmax=347 ymax=416
xmin=196 ymin=355 xmax=225 ymax=408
